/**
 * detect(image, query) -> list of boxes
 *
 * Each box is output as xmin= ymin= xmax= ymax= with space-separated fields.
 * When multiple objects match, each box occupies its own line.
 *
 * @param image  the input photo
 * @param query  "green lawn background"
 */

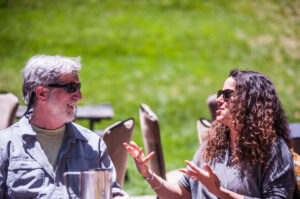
xmin=0 ymin=0 xmax=299 ymax=195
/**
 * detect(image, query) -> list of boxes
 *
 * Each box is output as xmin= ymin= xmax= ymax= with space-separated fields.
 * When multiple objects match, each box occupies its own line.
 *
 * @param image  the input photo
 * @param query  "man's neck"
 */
xmin=30 ymin=108 xmax=65 ymax=130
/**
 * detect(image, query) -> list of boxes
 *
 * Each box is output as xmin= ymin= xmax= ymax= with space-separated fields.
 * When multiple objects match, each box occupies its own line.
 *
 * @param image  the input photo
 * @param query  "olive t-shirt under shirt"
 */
xmin=31 ymin=124 xmax=65 ymax=170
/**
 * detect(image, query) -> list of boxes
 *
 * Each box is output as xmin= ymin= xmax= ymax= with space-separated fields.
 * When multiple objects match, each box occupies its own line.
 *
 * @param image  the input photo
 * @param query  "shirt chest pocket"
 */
xmin=7 ymin=159 xmax=45 ymax=193
xmin=66 ymin=158 xmax=99 ymax=171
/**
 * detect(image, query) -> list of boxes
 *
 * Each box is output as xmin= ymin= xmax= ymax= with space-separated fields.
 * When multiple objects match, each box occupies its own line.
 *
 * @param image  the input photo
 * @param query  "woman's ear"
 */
xmin=35 ymin=86 xmax=50 ymax=102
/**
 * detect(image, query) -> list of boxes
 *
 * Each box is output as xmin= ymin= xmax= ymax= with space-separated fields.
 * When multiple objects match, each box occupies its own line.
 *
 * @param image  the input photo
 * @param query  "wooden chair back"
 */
xmin=103 ymin=118 xmax=135 ymax=186
xmin=0 ymin=91 xmax=19 ymax=131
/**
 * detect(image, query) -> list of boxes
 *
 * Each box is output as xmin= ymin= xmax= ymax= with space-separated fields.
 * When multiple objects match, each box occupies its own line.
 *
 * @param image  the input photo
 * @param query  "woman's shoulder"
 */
xmin=195 ymin=142 xmax=208 ymax=158
xmin=273 ymin=136 xmax=290 ymax=152
xmin=269 ymin=136 xmax=292 ymax=162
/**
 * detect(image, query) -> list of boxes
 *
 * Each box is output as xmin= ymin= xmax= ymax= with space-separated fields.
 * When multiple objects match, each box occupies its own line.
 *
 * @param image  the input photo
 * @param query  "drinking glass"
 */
xmin=64 ymin=169 xmax=112 ymax=199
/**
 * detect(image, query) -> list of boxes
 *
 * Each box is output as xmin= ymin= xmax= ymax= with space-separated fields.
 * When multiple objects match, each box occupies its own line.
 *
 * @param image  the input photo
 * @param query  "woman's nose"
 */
xmin=216 ymin=94 xmax=223 ymax=103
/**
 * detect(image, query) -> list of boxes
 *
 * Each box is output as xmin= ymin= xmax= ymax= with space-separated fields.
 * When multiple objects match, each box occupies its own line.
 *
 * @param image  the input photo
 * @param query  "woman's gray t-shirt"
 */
xmin=178 ymin=137 xmax=295 ymax=199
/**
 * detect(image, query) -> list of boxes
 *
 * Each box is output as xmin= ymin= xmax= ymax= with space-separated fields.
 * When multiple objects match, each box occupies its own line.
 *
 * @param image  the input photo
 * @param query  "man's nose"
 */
xmin=72 ymin=89 xmax=82 ymax=101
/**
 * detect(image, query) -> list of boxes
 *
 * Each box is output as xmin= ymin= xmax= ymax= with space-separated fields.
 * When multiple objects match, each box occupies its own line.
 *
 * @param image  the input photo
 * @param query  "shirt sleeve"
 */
xmin=178 ymin=148 xmax=202 ymax=193
xmin=0 ymin=144 xmax=7 ymax=198
xmin=244 ymin=138 xmax=296 ymax=199
xmin=98 ymin=138 xmax=128 ymax=197
xmin=178 ymin=173 xmax=192 ymax=193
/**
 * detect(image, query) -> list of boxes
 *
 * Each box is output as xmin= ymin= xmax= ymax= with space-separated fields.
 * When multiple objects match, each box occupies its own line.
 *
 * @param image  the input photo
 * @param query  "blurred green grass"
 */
xmin=1 ymin=0 xmax=299 ymax=196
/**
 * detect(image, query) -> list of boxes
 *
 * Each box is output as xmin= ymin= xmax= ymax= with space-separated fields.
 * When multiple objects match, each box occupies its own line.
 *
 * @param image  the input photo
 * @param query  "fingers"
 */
xmin=185 ymin=160 xmax=208 ymax=175
xmin=123 ymin=142 xmax=140 ymax=153
xmin=123 ymin=141 xmax=143 ymax=155
xmin=178 ymin=168 xmax=191 ymax=175
xmin=123 ymin=143 xmax=137 ymax=157
xmin=143 ymin=151 xmax=155 ymax=163
xmin=183 ymin=160 xmax=209 ymax=179
xmin=137 ymin=149 xmax=156 ymax=164
xmin=123 ymin=142 xmax=155 ymax=163
xmin=129 ymin=141 xmax=140 ymax=150
xmin=203 ymin=164 xmax=213 ymax=174
xmin=185 ymin=160 xmax=201 ymax=172
xmin=123 ymin=142 xmax=131 ymax=151
xmin=137 ymin=147 xmax=143 ymax=160
xmin=178 ymin=168 xmax=198 ymax=179
xmin=123 ymin=143 xmax=132 ymax=153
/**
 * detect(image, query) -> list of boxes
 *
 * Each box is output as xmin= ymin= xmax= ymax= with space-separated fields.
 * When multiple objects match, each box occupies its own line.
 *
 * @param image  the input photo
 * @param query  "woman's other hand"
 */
xmin=179 ymin=160 xmax=221 ymax=197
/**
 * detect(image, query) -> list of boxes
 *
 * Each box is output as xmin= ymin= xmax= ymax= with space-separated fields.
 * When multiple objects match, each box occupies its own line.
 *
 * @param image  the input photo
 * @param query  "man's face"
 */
xmin=216 ymin=76 xmax=236 ymax=128
xmin=47 ymin=72 xmax=82 ymax=124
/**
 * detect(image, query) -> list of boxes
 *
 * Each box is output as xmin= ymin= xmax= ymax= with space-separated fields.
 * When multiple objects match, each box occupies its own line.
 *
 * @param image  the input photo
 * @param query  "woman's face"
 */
xmin=216 ymin=77 xmax=236 ymax=128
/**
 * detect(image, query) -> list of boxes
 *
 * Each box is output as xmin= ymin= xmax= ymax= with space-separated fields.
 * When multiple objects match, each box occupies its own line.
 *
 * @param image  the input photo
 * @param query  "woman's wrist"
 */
xmin=143 ymin=170 xmax=154 ymax=181
xmin=143 ymin=170 xmax=164 ymax=191
xmin=141 ymin=169 xmax=152 ymax=179
xmin=216 ymin=186 xmax=226 ymax=198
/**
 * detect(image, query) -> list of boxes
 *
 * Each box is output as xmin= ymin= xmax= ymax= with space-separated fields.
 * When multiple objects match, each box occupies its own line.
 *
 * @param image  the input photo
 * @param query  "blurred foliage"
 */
xmin=0 ymin=0 xmax=299 ymax=195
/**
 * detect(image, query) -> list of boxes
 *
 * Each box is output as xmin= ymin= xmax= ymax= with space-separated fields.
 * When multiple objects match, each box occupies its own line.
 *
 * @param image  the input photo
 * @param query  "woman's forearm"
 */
xmin=143 ymin=171 xmax=191 ymax=199
xmin=216 ymin=186 xmax=244 ymax=199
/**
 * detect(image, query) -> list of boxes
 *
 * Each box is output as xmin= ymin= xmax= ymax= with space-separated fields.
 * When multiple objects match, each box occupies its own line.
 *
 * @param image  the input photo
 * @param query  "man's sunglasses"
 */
xmin=217 ymin=89 xmax=234 ymax=101
xmin=48 ymin=82 xmax=81 ymax=93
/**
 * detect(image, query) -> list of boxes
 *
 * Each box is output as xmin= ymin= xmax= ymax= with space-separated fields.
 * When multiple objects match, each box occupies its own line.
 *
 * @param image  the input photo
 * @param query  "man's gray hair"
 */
xmin=22 ymin=54 xmax=81 ymax=105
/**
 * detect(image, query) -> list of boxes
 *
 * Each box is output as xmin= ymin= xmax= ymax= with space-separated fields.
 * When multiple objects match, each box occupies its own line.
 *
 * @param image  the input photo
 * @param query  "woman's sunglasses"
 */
xmin=48 ymin=82 xmax=81 ymax=93
xmin=217 ymin=89 xmax=234 ymax=101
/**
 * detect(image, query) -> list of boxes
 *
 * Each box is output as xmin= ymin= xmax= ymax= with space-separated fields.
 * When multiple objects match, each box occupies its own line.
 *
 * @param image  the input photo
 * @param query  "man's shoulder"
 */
xmin=0 ymin=121 xmax=25 ymax=158
xmin=68 ymin=122 xmax=101 ymax=140
xmin=0 ymin=121 xmax=22 ymax=142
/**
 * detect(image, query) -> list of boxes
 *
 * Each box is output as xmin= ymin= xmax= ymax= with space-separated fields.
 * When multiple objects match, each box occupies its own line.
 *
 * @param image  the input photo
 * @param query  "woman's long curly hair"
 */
xmin=202 ymin=69 xmax=291 ymax=169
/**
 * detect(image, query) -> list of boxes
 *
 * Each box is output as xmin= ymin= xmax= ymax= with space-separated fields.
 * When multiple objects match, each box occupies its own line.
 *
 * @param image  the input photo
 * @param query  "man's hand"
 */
xmin=179 ymin=160 xmax=221 ymax=197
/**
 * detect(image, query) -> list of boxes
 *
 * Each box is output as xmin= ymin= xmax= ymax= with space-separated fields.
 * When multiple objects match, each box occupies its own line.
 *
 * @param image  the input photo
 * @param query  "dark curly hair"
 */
xmin=202 ymin=69 xmax=291 ymax=169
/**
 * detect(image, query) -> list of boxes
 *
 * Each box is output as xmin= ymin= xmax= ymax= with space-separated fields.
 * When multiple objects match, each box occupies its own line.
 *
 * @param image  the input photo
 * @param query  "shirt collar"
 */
xmin=65 ymin=122 xmax=88 ymax=142
xmin=19 ymin=116 xmax=88 ymax=142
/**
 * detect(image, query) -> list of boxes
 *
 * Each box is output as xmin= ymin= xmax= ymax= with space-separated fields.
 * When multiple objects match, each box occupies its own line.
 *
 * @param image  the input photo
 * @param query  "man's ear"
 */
xmin=35 ymin=86 xmax=50 ymax=102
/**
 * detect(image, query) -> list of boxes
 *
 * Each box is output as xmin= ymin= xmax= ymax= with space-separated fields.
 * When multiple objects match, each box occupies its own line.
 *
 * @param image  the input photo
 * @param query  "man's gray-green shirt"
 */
xmin=0 ymin=116 xmax=127 ymax=198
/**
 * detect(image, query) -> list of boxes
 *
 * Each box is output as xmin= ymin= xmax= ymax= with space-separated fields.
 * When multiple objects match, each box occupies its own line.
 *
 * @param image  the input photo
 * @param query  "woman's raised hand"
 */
xmin=123 ymin=141 xmax=155 ymax=178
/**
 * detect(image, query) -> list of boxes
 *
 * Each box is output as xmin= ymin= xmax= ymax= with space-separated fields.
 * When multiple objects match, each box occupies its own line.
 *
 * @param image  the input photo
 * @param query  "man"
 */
xmin=0 ymin=55 xmax=128 ymax=198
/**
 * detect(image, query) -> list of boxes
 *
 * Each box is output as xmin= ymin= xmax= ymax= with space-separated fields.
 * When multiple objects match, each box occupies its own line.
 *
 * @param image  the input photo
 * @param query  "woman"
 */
xmin=124 ymin=69 xmax=295 ymax=198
